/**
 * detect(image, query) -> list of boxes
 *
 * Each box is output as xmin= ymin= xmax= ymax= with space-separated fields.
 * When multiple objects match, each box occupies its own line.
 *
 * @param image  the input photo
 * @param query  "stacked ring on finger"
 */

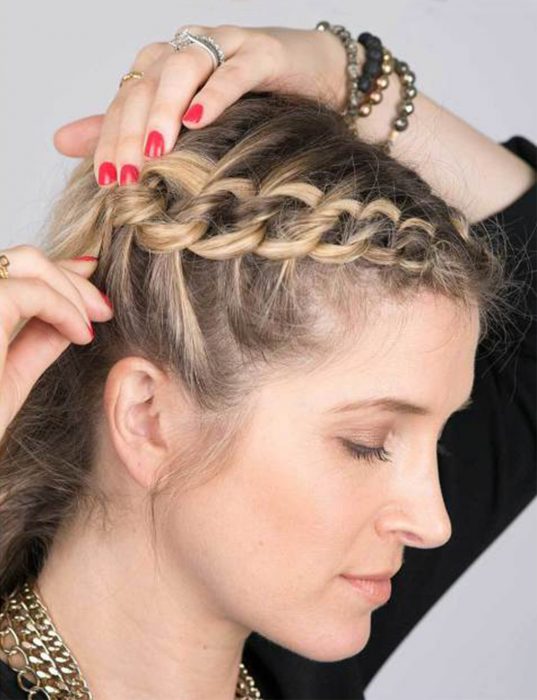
xmin=109 ymin=28 xmax=227 ymax=185
xmin=168 ymin=28 xmax=226 ymax=69
xmin=118 ymin=29 xmax=226 ymax=93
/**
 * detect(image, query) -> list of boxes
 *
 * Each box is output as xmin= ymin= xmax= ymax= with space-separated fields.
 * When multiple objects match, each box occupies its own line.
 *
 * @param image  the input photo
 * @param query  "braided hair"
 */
xmin=0 ymin=91 xmax=514 ymax=600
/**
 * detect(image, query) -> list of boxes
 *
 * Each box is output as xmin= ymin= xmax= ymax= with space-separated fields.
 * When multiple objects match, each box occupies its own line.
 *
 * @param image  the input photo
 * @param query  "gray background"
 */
xmin=1 ymin=1 xmax=536 ymax=698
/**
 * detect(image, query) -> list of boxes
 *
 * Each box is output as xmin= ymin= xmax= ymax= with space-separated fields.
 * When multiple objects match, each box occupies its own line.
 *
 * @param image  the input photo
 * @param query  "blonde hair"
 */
xmin=0 ymin=91 xmax=515 ymax=600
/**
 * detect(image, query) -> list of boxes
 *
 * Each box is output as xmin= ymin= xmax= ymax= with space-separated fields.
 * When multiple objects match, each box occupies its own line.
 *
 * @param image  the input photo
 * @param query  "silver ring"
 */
xmin=168 ymin=28 xmax=225 ymax=71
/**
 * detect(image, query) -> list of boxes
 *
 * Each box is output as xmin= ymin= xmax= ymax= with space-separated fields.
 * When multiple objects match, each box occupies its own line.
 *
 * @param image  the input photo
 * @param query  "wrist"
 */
xmin=316 ymin=29 xmax=366 ymax=112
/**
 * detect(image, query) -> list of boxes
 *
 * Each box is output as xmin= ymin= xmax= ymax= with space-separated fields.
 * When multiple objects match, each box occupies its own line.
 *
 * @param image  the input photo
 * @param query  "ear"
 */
xmin=102 ymin=356 xmax=184 ymax=490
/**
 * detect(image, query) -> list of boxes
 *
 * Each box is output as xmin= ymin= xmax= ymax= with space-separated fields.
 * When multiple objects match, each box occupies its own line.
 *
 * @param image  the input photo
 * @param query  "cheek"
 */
xmin=205 ymin=447 xmax=366 ymax=606
xmin=159 ymin=449 xmax=377 ymax=662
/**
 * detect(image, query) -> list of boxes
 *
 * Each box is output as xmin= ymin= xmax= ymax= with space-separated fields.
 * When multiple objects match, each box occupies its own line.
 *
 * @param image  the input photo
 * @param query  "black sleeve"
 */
xmin=242 ymin=136 xmax=536 ymax=699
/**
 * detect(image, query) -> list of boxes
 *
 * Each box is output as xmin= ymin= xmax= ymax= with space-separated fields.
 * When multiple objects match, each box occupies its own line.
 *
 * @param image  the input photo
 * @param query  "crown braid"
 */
xmin=1 ymin=92 xmax=514 ymax=599
xmin=80 ymin=146 xmax=471 ymax=279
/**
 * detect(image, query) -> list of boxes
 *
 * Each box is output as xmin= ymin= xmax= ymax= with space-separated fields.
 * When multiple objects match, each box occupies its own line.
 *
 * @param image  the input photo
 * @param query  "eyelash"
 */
xmin=343 ymin=440 xmax=392 ymax=464
xmin=343 ymin=439 xmax=452 ymax=463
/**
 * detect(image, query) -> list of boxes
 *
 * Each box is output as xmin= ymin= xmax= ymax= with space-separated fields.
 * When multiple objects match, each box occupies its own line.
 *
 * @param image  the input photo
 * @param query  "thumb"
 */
xmin=53 ymin=114 xmax=105 ymax=157
xmin=0 ymin=317 xmax=72 ymax=434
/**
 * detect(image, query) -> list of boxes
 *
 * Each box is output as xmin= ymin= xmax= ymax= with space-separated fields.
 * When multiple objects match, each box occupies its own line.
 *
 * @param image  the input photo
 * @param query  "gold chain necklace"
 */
xmin=0 ymin=582 xmax=262 ymax=699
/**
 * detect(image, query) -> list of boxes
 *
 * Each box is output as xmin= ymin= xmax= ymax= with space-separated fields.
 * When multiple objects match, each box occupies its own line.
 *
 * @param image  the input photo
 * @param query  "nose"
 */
xmin=380 ymin=454 xmax=453 ymax=550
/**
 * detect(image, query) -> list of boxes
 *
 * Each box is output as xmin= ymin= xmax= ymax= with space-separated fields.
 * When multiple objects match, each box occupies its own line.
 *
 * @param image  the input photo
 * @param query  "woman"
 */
xmin=0 ymin=23 xmax=535 ymax=700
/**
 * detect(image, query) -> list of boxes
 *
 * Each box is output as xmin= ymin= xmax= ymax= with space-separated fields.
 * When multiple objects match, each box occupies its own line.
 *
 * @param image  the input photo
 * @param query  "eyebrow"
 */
xmin=325 ymin=395 xmax=474 ymax=418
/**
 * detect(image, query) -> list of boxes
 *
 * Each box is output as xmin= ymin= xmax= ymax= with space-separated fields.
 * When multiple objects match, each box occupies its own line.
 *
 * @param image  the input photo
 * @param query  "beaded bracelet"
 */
xmin=315 ymin=21 xmax=418 ymax=154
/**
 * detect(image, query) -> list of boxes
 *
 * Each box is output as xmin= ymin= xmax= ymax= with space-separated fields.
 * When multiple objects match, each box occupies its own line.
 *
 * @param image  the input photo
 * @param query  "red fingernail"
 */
xmin=120 ymin=164 xmax=140 ymax=185
xmin=144 ymin=130 xmax=165 ymax=158
xmin=73 ymin=256 xmax=99 ymax=262
xmin=87 ymin=322 xmax=95 ymax=339
xmin=98 ymin=162 xmax=117 ymax=186
xmin=100 ymin=291 xmax=113 ymax=310
xmin=183 ymin=103 xmax=203 ymax=123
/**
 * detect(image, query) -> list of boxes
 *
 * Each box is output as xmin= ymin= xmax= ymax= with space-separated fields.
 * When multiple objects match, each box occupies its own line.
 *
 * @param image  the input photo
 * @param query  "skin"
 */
xmin=30 ymin=290 xmax=478 ymax=700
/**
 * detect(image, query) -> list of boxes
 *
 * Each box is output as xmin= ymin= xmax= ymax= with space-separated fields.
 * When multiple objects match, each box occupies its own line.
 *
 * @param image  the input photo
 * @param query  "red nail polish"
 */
xmin=98 ymin=162 xmax=117 ymax=186
xmin=99 ymin=291 xmax=113 ymax=310
xmin=183 ymin=103 xmax=203 ymax=123
xmin=73 ymin=256 xmax=99 ymax=262
xmin=120 ymin=164 xmax=140 ymax=185
xmin=144 ymin=130 xmax=165 ymax=158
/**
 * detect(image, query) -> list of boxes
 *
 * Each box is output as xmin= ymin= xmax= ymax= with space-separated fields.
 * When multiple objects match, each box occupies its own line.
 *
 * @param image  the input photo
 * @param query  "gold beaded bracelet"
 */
xmin=315 ymin=21 xmax=418 ymax=154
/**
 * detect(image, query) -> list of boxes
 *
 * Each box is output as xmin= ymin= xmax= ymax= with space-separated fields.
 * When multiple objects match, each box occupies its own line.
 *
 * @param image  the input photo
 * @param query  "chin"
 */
xmin=265 ymin=616 xmax=373 ymax=663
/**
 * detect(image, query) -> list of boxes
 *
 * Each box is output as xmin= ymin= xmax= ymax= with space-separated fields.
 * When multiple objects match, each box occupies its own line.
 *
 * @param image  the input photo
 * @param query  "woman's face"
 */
xmin=155 ymin=290 xmax=480 ymax=662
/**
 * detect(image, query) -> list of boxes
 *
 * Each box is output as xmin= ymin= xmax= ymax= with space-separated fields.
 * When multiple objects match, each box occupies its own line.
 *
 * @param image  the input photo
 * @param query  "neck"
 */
xmin=29 ymin=514 xmax=251 ymax=700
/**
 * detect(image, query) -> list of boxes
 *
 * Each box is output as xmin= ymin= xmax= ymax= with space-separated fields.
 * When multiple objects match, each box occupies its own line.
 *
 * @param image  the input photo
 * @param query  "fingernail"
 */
xmin=98 ymin=162 xmax=117 ymax=186
xmin=183 ymin=103 xmax=203 ymax=123
xmin=99 ymin=291 xmax=113 ymax=310
xmin=73 ymin=256 xmax=99 ymax=262
xmin=87 ymin=322 xmax=95 ymax=339
xmin=144 ymin=130 xmax=165 ymax=158
xmin=119 ymin=164 xmax=140 ymax=185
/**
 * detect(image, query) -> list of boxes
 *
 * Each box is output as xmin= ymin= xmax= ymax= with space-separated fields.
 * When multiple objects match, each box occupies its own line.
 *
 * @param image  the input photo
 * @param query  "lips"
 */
xmin=341 ymin=575 xmax=392 ymax=604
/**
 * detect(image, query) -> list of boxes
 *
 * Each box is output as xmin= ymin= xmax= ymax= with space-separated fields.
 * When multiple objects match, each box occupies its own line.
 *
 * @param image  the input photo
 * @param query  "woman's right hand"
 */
xmin=0 ymin=246 xmax=114 ymax=442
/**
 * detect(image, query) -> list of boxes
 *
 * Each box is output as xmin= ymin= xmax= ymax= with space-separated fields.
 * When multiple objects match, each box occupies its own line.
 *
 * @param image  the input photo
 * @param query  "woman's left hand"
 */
xmin=52 ymin=24 xmax=349 ymax=186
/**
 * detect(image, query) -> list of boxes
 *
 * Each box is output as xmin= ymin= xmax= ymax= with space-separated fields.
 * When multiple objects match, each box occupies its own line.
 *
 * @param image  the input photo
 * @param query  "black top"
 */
xmin=1 ymin=135 xmax=535 ymax=700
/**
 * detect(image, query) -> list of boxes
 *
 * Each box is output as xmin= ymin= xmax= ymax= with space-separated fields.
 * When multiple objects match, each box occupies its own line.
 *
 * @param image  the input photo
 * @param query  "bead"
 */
xmin=382 ymin=60 xmax=393 ymax=75
xmin=369 ymin=90 xmax=383 ymax=104
xmin=363 ymin=60 xmax=382 ymax=77
xmin=394 ymin=116 xmax=408 ymax=131
xmin=377 ymin=75 xmax=389 ymax=89
xmin=358 ymin=31 xmax=374 ymax=44
xmin=368 ymin=47 xmax=383 ymax=61
xmin=319 ymin=23 xmax=416 ymax=142
xmin=358 ymin=75 xmax=372 ymax=92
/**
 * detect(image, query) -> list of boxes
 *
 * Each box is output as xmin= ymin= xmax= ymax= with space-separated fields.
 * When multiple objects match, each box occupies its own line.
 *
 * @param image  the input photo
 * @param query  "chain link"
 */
xmin=1 ymin=582 xmax=262 ymax=699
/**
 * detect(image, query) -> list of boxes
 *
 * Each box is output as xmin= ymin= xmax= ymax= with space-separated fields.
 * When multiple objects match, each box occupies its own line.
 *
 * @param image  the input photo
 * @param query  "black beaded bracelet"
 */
xmin=356 ymin=31 xmax=384 ymax=94
xmin=315 ymin=21 xmax=418 ymax=154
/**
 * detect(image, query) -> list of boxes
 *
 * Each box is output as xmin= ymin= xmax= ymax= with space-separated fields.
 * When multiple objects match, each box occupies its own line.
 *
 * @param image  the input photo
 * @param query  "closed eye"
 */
xmin=342 ymin=440 xmax=392 ymax=464
xmin=343 ymin=438 xmax=453 ymax=463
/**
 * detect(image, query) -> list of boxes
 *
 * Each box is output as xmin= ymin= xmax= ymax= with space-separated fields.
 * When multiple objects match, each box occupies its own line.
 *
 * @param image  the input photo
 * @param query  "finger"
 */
xmin=93 ymin=96 xmax=122 ymax=187
xmin=0 ymin=312 xmax=85 ymax=431
xmin=144 ymin=26 xmax=244 ymax=156
xmin=0 ymin=259 xmax=112 ymax=430
xmin=53 ymin=114 xmax=105 ymax=158
xmin=181 ymin=51 xmax=269 ymax=130
xmin=56 ymin=259 xmax=114 ymax=320
xmin=114 ymin=69 xmax=161 ymax=185
xmin=0 ymin=277 xmax=95 ymax=353
xmin=93 ymin=42 xmax=171 ymax=187
xmin=4 ymin=245 xmax=107 ymax=331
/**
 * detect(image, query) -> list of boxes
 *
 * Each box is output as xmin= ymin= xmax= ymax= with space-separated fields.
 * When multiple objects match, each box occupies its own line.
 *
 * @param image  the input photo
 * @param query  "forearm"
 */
xmin=322 ymin=32 xmax=536 ymax=224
